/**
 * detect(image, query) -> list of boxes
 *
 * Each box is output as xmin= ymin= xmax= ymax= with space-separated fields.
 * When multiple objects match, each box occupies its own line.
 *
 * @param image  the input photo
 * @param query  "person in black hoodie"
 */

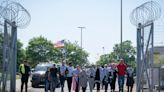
xmin=95 ymin=65 xmax=101 ymax=92
xmin=49 ymin=64 xmax=58 ymax=92
xmin=45 ymin=67 xmax=51 ymax=92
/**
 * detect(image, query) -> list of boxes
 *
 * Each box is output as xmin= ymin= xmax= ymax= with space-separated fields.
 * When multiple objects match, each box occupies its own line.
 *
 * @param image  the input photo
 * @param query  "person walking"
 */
xmin=101 ymin=65 xmax=105 ymax=90
xmin=20 ymin=61 xmax=31 ymax=92
xmin=49 ymin=64 xmax=58 ymax=92
xmin=87 ymin=65 xmax=95 ymax=92
xmin=103 ymin=64 xmax=109 ymax=92
xmin=59 ymin=61 xmax=67 ymax=92
xmin=66 ymin=63 xmax=74 ymax=92
xmin=72 ymin=65 xmax=81 ymax=92
xmin=110 ymin=60 xmax=117 ymax=92
xmin=126 ymin=67 xmax=134 ymax=92
xmin=95 ymin=65 xmax=104 ymax=92
xmin=79 ymin=67 xmax=88 ymax=92
xmin=117 ymin=59 xmax=127 ymax=92
xmin=45 ymin=67 xmax=51 ymax=92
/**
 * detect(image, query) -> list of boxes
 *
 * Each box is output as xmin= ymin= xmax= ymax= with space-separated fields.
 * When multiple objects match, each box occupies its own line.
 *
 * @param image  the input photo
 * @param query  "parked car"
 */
xmin=31 ymin=63 xmax=53 ymax=87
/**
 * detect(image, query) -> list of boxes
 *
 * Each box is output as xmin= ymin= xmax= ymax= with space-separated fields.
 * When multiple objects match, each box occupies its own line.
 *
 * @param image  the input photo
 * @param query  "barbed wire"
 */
xmin=0 ymin=0 xmax=31 ymax=29
xmin=130 ymin=1 xmax=161 ymax=27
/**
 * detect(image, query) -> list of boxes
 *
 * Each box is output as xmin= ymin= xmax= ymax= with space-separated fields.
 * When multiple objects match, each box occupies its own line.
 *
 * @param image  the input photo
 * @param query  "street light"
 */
xmin=77 ymin=26 xmax=85 ymax=49
xmin=102 ymin=47 xmax=105 ymax=54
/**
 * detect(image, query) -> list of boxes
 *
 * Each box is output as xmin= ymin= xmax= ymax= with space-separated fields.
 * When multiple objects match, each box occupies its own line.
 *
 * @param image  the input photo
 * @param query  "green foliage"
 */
xmin=154 ymin=54 xmax=164 ymax=67
xmin=97 ymin=40 xmax=136 ymax=67
xmin=113 ymin=40 xmax=136 ymax=67
xmin=0 ymin=32 xmax=25 ymax=71
xmin=0 ymin=32 xmax=3 ymax=69
xmin=96 ymin=54 xmax=113 ymax=65
xmin=26 ymin=37 xmax=89 ymax=67
xmin=63 ymin=41 xmax=89 ymax=67
xmin=26 ymin=36 xmax=56 ymax=67
xmin=17 ymin=40 xmax=26 ymax=71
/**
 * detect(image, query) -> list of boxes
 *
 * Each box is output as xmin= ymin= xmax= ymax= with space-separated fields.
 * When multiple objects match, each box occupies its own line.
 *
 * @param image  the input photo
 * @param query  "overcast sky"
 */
xmin=9 ymin=0 xmax=164 ymax=63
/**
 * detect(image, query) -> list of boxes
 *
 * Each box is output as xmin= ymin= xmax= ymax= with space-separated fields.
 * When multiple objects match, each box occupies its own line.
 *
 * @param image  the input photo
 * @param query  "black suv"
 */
xmin=31 ymin=63 xmax=53 ymax=87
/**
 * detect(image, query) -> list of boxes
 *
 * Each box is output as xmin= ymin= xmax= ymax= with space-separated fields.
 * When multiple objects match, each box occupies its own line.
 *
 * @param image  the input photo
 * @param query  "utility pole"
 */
xmin=77 ymin=27 xmax=85 ymax=49
xmin=120 ymin=0 xmax=123 ymax=58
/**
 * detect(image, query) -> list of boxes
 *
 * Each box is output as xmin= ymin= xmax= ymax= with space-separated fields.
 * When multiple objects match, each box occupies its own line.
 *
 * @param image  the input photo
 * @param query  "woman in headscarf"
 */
xmin=86 ymin=65 xmax=95 ymax=92
xmin=79 ymin=67 xmax=88 ymax=92
xmin=110 ymin=59 xmax=118 ymax=92
xmin=103 ymin=64 xmax=109 ymax=92
xmin=94 ymin=64 xmax=104 ymax=92
xmin=72 ymin=65 xmax=81 ymax=92
xmin=126 ymin=67 xmax=134 ymax=92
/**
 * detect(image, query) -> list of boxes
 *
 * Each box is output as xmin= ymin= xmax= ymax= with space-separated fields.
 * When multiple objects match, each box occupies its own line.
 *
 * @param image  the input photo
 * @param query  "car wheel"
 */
xmin=32 ymin=83 xmax=38 ymax=88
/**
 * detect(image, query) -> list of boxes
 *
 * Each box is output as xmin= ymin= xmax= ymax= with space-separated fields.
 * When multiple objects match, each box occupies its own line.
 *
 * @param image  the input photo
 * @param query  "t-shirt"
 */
xmin=67 ymin=66 xmax=73 ymax=77
xmin=117 ymin=64 xmax=127 ymax=76
xmin=50 ymin=67 xmax=58 ymax=80
xmin=60 ymin=65 xmax=66 ymax=76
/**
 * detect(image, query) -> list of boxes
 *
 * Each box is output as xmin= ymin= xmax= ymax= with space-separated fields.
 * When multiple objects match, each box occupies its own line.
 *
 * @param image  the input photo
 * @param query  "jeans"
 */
xmin=118 ymin=76 xmax=124 ymax=92
xmin=45 ymin=80 xmax=50 ymax=92
xmin=50 ymin=80 xmax=57 ymax=92
xmin=88 ymin=78 xmax=94 ymax=92
xmin=60 ymin=75 xmax=65 ymax=91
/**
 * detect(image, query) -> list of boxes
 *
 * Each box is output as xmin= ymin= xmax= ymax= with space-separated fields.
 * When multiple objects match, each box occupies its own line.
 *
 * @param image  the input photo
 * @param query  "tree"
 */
xmin=17 ymin=40 xmax=26 ymax=71
xmin=154 ymin=53 xmax=164 ymax=67
xmin=96 ymin=54 xmax=113 ymax=65
xmin=96 ymin=40 xmax=136 ymax=67
xmin=0 ymin=31 xmax=25 ymax=71
xmin=112 ymin=40 xmax=136 ymax=67
xmin=57 ymin=41 xmax=89 ymax=67
xmin=26 ymin=36 xmax=57 ymax=67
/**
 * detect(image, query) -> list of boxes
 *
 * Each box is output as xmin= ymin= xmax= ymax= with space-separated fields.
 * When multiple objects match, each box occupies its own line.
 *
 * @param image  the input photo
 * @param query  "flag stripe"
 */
xmin=54 ymin=40 xmax=65 ymax=48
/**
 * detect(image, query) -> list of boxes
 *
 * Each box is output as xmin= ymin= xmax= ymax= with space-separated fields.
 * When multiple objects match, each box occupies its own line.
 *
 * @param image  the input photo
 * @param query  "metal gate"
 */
xmin=130 ymin=1 xmax=162 ymax=92
xmin=0 ymin=0 xmax=31 ymax=92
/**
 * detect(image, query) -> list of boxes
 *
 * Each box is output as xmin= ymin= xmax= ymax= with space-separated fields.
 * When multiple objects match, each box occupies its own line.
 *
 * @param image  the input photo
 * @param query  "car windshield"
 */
xmin=35 ymin=66 xmax=49 ymax=71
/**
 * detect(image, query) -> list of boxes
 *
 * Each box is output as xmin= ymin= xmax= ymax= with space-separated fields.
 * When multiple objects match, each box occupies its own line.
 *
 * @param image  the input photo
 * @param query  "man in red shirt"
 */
xmin=117 ymin=59 xmax=127 ymax=92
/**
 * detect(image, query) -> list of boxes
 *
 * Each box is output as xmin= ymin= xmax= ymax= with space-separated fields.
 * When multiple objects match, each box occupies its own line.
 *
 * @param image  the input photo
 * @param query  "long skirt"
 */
xmin=72 ymin=77 xmax=80 ymax=91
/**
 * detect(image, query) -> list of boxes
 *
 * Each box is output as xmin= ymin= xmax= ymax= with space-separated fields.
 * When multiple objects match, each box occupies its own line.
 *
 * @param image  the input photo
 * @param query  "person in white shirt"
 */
xmin=66 ymin=63 xmax=74 ymax=92
xmin=60 ymin=61 xmax=67 ymax=92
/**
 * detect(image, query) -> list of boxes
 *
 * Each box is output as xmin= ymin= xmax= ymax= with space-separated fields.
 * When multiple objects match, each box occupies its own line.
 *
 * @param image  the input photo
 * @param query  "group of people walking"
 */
xmin=44 ymin=59 xmax=134 ymax=92
xmin=20 ymin=59 xmax=135 ymax=92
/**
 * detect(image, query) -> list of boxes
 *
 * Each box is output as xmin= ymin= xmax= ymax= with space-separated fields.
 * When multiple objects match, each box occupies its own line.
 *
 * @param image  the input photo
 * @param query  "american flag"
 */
xmin=54 ymin=40 xmax=65 ymax=48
